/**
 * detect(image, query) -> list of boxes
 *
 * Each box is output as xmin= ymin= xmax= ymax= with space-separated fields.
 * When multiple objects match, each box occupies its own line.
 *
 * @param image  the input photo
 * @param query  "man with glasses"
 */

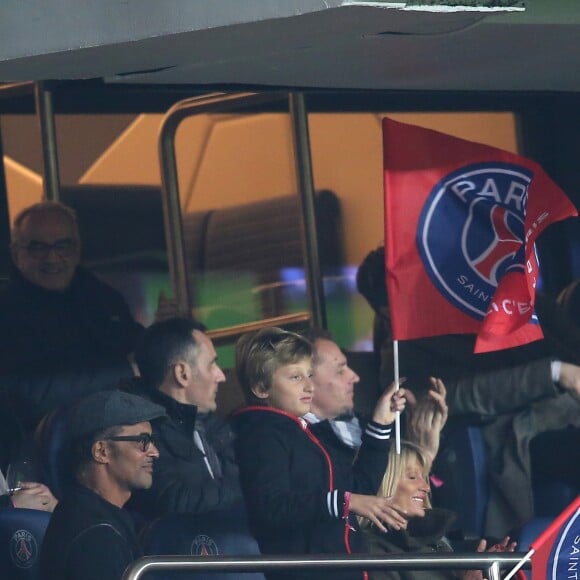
xmin=0 ymin=201 xmax=143 ymax=466
xmin=41 ymin=390 xmax=165 ymax=580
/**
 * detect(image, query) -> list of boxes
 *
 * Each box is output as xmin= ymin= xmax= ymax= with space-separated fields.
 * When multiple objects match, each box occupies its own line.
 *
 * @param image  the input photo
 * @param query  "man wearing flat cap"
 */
xmin=41 ymin=391 xmax=166 ymax=580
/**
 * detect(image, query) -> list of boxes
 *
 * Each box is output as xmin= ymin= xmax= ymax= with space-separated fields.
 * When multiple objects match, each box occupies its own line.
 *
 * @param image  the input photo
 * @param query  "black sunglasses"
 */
xmin=105 ymin=433 xmax=157 ymax=452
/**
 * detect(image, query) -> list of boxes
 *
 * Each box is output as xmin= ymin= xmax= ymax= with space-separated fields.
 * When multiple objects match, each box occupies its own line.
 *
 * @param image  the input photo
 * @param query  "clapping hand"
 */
xmin=349 ymin=493 xmax=408 ymax=533
xmin=405 ymin=377 xmax=448 ymax=466
xmin=462 ymin=536 xmax=518 ymax=580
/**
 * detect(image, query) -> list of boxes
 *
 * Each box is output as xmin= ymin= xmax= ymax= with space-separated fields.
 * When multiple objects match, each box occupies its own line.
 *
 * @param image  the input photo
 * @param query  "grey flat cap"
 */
xmin=70 ymin=390 xmax=166 ymax=439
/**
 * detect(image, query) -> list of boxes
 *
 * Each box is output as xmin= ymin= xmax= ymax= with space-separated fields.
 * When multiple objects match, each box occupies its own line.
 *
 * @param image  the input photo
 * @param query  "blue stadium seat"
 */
xmin=140 ymin=507 xmax=265 ymax=580
xmin=515 ymin=517 xmax=552 ymax=552
xmin=514 ymin=517 xmax=552 ymax=580
xmin=0 ymin=508 xmax=51 ymax=579
xmin=33 ymin=404 xmax=74 ymax=500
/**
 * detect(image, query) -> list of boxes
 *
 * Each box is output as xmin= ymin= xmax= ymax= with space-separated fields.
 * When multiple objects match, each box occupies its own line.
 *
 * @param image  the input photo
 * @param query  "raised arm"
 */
xmin=405 ymin=377 xmax=448 ymax=466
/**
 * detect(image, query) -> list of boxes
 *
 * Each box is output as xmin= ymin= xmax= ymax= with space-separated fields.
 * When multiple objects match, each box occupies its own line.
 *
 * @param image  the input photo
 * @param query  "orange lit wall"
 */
xmin=76 ymin=111 xmax=517 ymax=267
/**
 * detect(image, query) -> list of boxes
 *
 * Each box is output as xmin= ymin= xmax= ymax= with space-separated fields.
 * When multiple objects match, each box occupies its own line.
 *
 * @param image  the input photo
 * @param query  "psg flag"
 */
xmin=383 ymin=118 xmax=578 ymax=353
xmin=505 ymin=495 xmax=580 ymax=580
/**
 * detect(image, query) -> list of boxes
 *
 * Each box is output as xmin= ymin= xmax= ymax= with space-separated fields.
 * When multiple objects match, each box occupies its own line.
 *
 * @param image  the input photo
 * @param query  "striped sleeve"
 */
xmin=364 ymin=420 xmax=392 ymax=440
xmin=326 ymin=489 xmax=347 ymax=518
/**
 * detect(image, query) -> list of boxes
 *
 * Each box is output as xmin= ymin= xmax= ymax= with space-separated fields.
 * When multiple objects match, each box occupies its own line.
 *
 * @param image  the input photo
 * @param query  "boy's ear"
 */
xmin=251 ymin=382 xmax=269 ymax=400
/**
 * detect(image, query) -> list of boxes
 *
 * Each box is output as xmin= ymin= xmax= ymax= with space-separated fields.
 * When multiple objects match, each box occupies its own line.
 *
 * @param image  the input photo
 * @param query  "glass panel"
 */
xmin=175 ymin=111 xmax=308 ymax=357
xmin=3 ymin=112 xmax=172 ymax=328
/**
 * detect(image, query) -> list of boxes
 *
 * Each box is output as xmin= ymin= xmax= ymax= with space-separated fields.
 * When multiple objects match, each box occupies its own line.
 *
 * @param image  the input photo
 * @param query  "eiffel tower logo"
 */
xmin=10 ymin=529 xmax=37 ymax=569
xmin=471 ymin=204 xmax=523 ymax=285
xmin=191 ymin=534 xmax=219 ymax=556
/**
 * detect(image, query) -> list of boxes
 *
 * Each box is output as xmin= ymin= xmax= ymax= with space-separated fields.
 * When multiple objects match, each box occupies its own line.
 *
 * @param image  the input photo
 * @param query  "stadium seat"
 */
xmin=515 ymin=517 xmax=552 ymax=552
xmin=140 ymin=507 xmax=265 ymax=580
xmin=0 ymin=508 xmax=51 ymax=579
xmin=33 ymin=404 xmax=74 ymax=500
xmin=514 ymin=517 xmax=552 ymax=580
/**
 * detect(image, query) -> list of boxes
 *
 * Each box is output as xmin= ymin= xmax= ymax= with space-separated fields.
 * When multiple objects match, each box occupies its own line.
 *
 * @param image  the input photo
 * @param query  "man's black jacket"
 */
xmin=127 ymin=384 xmax=243 ymax=520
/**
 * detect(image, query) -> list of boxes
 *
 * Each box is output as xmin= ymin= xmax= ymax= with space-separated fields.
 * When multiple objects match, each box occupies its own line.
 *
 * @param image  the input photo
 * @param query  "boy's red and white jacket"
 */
xmin=232 ymin=406 xmax=393 ymax=580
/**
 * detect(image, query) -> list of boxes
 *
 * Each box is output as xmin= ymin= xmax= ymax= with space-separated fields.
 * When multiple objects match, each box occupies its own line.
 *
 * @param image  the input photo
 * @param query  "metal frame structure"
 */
xmin=123 ymin=552 xmax=529 ymax=580
xmin=2 ymin=80 xmax=580 ymax=115
xmin=158 ymin=90 xmax=327 ymax=333
xmin=34 ymin=81 xmax=61 ymax=201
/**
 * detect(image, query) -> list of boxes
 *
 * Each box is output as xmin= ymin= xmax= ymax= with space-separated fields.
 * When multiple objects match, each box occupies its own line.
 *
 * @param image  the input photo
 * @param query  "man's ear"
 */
xmin=251 ymin=382 xmax=269 ymax=400
xmin=173 ymin=361 xmax=190 ymax=387
xmin=92 ymin=441 xmax=110 ymax=464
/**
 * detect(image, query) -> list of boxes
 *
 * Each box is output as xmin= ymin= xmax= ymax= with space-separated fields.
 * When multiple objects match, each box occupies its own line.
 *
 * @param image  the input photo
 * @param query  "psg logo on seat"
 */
xmin=417 ymin=162 xmax=534 ymax=320
xmin=10 ymin=529 xmax=38 ymax=569
xmin=190 ymin=533 xmax=219 ymax=556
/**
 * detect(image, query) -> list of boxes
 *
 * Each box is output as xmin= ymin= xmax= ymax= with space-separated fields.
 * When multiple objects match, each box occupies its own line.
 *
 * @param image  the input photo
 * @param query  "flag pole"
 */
xmin=503 ymin=548 xmax=533 ymax=580
xmin=393 ymin=339 xmax=401 ymax=454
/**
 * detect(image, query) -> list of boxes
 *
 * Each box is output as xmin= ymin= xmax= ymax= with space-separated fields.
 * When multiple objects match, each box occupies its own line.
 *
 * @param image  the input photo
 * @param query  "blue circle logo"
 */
xmin=417 ymin=162 xmax=533 ymax=321
xmin=547 ymin=508 xmax=580 ymax=577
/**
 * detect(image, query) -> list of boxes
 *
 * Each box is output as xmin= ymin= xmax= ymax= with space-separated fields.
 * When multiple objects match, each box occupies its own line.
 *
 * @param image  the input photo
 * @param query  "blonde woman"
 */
xmin=363 ymin=441 xmax=522 ymax=580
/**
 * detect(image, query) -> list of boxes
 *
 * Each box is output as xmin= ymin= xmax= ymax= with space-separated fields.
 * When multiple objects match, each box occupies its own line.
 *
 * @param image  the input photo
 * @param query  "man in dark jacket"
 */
xmin=40 ymin=390 xmax=165 ymax=580
xmin=127 ymin=317 xmax=243 ymax=520
xmin=302 ymin=328 xmax=447 ymax=476
xmin=0 ymin=201 xmax=143 ymax=468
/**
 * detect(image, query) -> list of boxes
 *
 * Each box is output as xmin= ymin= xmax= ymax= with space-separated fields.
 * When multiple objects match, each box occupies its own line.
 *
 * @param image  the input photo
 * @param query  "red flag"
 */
xmin=530 ymin=496 xmax=580 ymax=579
xmin=383 ymin=118 xmax=578 ymax=353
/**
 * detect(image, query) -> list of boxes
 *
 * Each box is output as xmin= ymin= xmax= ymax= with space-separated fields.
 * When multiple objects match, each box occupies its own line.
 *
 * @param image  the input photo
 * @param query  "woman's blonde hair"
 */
xmin=360 ymin=440 xmax=432 ymax=529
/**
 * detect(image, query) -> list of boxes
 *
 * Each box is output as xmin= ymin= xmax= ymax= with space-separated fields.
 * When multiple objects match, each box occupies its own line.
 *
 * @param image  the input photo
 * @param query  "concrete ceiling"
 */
xmin=0 ymin=1 xmax=577 ymax=93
